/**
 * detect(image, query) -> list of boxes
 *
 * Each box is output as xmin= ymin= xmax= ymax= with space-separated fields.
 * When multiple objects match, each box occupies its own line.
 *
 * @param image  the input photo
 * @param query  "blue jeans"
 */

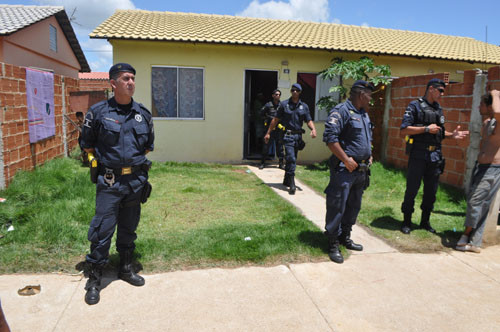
xmin=465 ymin=164 xmax=500 ymax=246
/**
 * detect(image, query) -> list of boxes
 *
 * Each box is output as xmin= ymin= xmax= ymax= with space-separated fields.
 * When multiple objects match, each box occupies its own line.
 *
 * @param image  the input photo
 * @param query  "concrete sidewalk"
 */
xmin=1 ymin=165 xmax=499 ymax=331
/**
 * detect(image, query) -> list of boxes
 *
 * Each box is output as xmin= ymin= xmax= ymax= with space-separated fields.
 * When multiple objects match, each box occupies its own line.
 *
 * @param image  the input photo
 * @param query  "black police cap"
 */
xmin=351 ymin=80 xmax=375 ymax=91
xmin=109 ymin=63 xmax=136 ymax=78
xmin=427 ymin=78 xmax=446 ymax=89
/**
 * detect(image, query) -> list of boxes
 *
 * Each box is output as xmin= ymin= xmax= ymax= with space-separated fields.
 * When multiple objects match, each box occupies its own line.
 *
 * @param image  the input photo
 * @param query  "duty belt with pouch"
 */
xmin=356 ymin=159 xmax=370 ymax=172
xmin=285 ymin=129 xmax=305 ymax=135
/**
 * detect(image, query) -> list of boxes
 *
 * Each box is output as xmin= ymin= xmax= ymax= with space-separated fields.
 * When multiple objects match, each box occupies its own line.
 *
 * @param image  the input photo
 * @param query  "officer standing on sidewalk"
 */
xmin=400 ymin=78 xmax=468 ymax=234
xmin=259 ymin=89 xmax=284 ymax=169
xmin=264 ymin=83 xmax=317 ymax=195
xmin=323 ymin=80 xmax=374 ymax=264
xmin=80 ymin=63 xmax=155 ymax=305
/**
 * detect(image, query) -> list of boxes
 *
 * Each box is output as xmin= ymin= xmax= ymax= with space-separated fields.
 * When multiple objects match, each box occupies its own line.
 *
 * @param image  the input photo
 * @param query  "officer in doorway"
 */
xmin=400 ymin=78 xmax=468 ymax=234
xmin=264 ymin=83 xmax=317 ymax=194
xmin=323 ymin=80 xmax=374 ymax=264
xmin=259 ymin=89 xmax=285 ymax=169
xmin=80 ymin=63 xmax=155 ymax=305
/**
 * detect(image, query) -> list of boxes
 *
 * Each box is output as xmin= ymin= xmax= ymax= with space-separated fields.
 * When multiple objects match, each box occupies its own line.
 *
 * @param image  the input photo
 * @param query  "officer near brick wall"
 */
xmin=80 ymin=63 xmax=154 ymax=305
xmin=259 ymin=89 xmax=285 ymax=169
xmin=323 ymin=80 xmax=374 ymax=264
xmin=264 ymin=83 xmax=317 ymax=195
xmin=400 ymin=78 xmax=468 ymax=234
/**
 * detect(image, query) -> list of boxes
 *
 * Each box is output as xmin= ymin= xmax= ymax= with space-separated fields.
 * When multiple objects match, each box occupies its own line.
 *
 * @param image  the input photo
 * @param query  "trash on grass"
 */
xmin=0 ymin=197 xmax=6 ymax=203
xmin=7 ymin=225 xmax=14 ymax=232
xmin=18 ymin=285 xmax=41 ymax=296
xmin=246 ymin=170 xmax=251 ymax=174
xmin=244 ymin=237 xmax=252 ymax=241
xmin=453 ymin=227 xmax=456 ymax=232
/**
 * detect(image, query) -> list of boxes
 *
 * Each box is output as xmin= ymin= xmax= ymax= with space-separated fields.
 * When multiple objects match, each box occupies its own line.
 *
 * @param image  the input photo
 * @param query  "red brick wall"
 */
xmin=0 ymin=62 xmax=80 ymax=187
xmin=384 ymin=70 xmax=480 ymax=188
xmin=79 ymin=79 xmax=110 ymax=92
xmin=69 ymin=90 xmax=107 ymax=113
xmin=370 ymin=85 xmax=387 ymax=160
xmin=487 ymin=66 xmax=500 ymax=91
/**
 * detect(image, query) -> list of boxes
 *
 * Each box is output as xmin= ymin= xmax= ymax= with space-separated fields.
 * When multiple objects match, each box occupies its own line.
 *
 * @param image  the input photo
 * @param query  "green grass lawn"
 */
xmin=296 ymin=161 xmax=467 ymax=252
xmin=0 ymin=157 xmax=328 ymax=274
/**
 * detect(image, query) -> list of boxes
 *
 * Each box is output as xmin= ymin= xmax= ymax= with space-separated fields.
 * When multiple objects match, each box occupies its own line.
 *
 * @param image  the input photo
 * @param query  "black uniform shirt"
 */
xmin=260 ymin=101 xmax=281 ymax=124
xmin=277 ymin=98 xmax=312 ymax=131
xmin=81 ymin=97 xmax=154 ymax=168
xmin=401 ymin=97 xmax=444 ymax=162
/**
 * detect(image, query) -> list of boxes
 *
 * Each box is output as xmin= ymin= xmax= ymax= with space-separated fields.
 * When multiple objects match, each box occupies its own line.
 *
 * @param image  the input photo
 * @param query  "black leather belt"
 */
xmin=412 ymin=141 xmax=440 ymax=151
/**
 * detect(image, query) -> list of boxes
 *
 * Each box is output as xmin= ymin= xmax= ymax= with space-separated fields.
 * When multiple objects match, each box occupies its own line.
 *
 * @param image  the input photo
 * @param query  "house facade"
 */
xmin=0 ymin=5 xmax=89 ymax=78
xmin=91 ymin=10 xmax=500 ymax=163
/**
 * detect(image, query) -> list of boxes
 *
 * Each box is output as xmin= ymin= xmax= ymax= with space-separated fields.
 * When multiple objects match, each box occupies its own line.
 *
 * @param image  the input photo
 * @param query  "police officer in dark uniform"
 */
xmin=80 ymin=63 xmax=154 ymax=305
xmin=323 ymin=80 xmax=374 ymax=264
xmin=264 ymin=83 xmax=317 ymax=194
xmin=400 ymin=78 xmax=468 ymax=234
xmin=259 ymin=89 xmax=285 ymax=169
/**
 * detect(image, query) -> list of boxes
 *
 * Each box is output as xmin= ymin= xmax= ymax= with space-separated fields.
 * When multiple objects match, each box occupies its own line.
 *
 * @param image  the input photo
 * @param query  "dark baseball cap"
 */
xmin=351 ymin=80 xmax=375 ymax=91
xmin=291 ymin=83 xmax=302 ymax=91
xmin=426 ymin=78 xmax=446 ymax=89
xmin=109 ymin=63 xmax=136 ymax=78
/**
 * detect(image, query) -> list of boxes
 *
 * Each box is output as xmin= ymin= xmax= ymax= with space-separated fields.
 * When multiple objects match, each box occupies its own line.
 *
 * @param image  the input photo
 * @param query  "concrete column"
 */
xmin=464 ymin=74 xmax=487 ymax=192
xmin=380 ymin=83 xmax=392 ymax=163
xmin=465 ymin=72 xmax=499 ymax=245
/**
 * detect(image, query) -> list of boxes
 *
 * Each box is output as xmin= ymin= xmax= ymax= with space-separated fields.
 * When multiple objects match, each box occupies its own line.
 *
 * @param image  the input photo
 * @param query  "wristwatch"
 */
xmin=424 ymin=126 xmax=430 ymax=133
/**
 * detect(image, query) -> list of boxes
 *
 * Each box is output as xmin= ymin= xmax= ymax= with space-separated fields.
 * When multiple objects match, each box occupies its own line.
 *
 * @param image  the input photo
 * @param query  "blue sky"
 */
xmin=4 ymin=0 xmax=500 ymax=72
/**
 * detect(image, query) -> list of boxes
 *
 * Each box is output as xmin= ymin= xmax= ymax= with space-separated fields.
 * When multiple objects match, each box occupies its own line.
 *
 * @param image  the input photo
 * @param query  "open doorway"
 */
xmin=243 ymin=70 xmax=278 ymax=159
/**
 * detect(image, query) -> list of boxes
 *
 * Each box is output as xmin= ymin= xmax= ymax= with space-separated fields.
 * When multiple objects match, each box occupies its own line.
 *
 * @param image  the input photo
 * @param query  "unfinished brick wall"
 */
xmin=487 ymin=66 xmax=500 ymax=91
xmin=383 ymin=70 xmax=487 ymax=188
xmin=69 ymin=90 xmax=107 ymax=114
xmin=79 ymin=78 xmax=110 ymax=93
xmin=370 ymin=85 xmax=387 ymax=160
xmin=0 ymin=62 xmax=80 ymax=187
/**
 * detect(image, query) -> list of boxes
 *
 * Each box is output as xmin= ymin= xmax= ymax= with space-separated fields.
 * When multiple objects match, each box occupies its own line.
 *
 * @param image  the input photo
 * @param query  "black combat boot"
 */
xmin=85 ymin=263 xmax=102 ymax=305
xmin=339 ymin=231 xmax=363 ymax=251
xmin=420 ymin=211 xmax=436 ymax=233
xmin=283 ymin=173 xmax=290 ymax=187
xmin=327 ymin=233 xmax=343 ymax=264
xmin=278 ymin=159 xmax=285 ymax=170
xmin=118 ymin=251 xmax=145 ymax=287
xmin=401 ymin=213 xmax=412 ymax=234
xmin=288 ymin=176 xmax=296 ymax=195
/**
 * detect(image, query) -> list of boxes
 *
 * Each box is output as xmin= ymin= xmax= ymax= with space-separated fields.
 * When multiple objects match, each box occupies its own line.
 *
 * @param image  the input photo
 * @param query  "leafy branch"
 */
xmin=317 ymin=56 xmax=391 ymax=111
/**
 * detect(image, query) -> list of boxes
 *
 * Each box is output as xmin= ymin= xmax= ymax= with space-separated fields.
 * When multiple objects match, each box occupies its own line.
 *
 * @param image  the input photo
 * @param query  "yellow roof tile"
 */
xmin=90 ymin=10 xmax=500 ymax=64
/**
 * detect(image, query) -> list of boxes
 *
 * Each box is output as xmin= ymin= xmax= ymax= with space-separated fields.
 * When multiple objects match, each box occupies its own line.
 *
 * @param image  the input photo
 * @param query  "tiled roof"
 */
xmin=79 ymin=72 xmax=108 ymax=80
xmin=0 ymin=5 xmax=90 ymax=72
xmin=90 ymin=10 xmax=500 ymax=65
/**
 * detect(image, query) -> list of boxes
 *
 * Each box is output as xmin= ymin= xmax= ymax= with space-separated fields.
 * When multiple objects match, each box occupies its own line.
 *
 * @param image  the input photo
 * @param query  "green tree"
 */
xmin=317 ymin=56 xmax=391 ymax=111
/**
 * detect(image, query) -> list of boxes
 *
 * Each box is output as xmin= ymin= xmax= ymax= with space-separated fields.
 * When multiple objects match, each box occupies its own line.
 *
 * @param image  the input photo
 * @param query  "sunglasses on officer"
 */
xmin=291 ymin=88 xmax=300 ymax=93
xmin=431 ymin=85 xmax=445 ymax=94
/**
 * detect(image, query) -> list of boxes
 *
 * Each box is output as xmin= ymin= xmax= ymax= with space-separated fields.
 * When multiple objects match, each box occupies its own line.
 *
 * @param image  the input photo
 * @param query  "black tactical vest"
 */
xmin=411 ymin=98 xmax=445 ymax=145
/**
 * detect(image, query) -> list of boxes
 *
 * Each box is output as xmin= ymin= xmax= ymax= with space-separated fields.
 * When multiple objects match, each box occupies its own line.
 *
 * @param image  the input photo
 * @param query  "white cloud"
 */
xmin=332 ymin=18 xmax=341 ymax=24
xmin=35 ymin=0 xmax=136 ymax=71
xmin=238 ymin=0 xmax=330 ymax=22
xmin=361 ymin=22 xmax=369 ymax=27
